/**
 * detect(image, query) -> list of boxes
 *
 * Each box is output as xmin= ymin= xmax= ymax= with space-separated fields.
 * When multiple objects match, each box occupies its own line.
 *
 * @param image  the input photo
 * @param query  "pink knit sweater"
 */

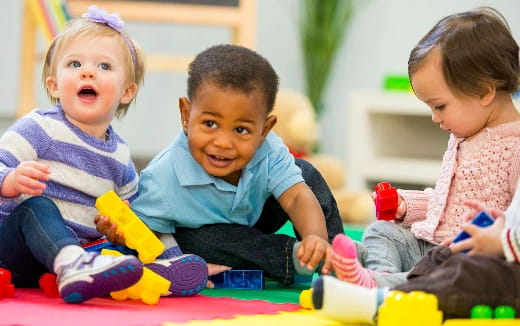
xmin=397 ymin=121 xmax=520 ymax=244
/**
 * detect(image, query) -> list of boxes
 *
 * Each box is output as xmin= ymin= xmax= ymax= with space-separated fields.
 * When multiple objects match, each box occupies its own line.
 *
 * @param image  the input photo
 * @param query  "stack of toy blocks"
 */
xmin=95 ymin=190 xmax=170 ymax=304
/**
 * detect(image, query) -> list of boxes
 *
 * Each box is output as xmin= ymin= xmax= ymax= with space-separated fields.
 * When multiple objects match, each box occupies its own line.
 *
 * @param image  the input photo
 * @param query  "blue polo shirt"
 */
xmin=131 ymin=131 xmax=304 ymax=234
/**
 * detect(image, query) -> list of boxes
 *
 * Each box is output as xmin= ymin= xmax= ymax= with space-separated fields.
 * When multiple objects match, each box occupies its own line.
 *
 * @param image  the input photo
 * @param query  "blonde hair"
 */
xmin=42 ymin=18 xmax=145 ymax=117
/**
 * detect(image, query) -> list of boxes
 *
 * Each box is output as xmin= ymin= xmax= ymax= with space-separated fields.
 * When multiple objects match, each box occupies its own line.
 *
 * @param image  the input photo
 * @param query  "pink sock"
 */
xmin=331 ymin=234 xmax=377 ymax=288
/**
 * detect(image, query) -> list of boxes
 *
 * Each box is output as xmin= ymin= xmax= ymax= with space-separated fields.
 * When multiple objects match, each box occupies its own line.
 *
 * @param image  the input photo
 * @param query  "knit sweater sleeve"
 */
xmin=501 ymin=227 xmax=520 ymax=263
xmin=0 ymin=111 xmax=47 ymax=199
xmin=396 ymin=188 xmax=433 ymax=226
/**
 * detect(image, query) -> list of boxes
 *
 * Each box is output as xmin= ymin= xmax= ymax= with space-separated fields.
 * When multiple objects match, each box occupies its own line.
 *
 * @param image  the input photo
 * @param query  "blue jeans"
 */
xmin=358 ymin=220 xmax=435 ymax=287
xmin=174 ymin=159 xmax=344 ymax=285
xmin=0 ymin=196 xmax=78 ymax=287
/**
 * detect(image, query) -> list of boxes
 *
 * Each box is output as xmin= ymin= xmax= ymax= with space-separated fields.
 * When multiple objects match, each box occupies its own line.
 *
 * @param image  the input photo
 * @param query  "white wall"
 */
xmin=3 ymin=0 xmax=520 ymax=163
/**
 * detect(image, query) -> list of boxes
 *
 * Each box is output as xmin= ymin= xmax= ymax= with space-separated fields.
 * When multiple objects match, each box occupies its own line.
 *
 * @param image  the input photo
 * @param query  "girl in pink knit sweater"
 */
xmin=332 ymin=7 xmax=520 ymax=289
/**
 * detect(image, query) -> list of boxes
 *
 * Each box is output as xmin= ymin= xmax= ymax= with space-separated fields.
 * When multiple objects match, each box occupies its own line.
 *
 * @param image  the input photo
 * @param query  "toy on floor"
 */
xmin=209 ymin=270 xmax=264 ymax=290
xmin=299 ymin=288 xmax=313 ymax=309
xmin=471 ymin=305 xmax=515 ymax=319
xmin=443 ymin=305 xmax=518 ymax=325
xmin=95 ymin=190 xmax=165 ymax=264
xmin=374 ymin=182 xmax=398 ymax=221
xmin=271 ymin=89 xmax=375 ymax=224
xmin=452 ymin=211 xmax=494 ymax=252
xmin=0 ymin=267 xmax=14 ymax=299
xmin=377 ymin=290 xmax=442 ymax=326
xmin=39 ymin=273 xmax=59 ymax=297
xmin=102 ymin=249 xmax=170 ymax=305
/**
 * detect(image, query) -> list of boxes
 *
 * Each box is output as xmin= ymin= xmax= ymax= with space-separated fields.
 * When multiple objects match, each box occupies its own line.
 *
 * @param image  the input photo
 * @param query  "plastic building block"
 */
xmin=299 ymin=288 xmax=313 ymax=309
xmin=101 ymin=249 xmax=170 ymax=305
xmin=374 ymin=182 xmax=398 ymax=221
xmin=95 ymin=190 xmax=165 ymax=264
xmin=443 ymin=305 xmax=519 ymax=325
xmin=209 ymin=270 xmax=264 ymax=289
xmin=0 ymin=268 xmax=14 ymax=299
xmin=471 ymin=305 xmax=493 ymax=319
xmin=453 ymin=211 xmax=494 ymax=253
xmin=495 ymin=306 xmax=516 ymax=319
xmin=39 ymin=273 xmax=60 ymax=297
xmin=378 ymin=290 xmax=442 ymax=326
xmin=444 ymin=319 xmax=520 ymax=325
xmin=384 ymin=75 xmax=412 ymax=92
xmin=293 ymin=274 xmax=314 ymax=284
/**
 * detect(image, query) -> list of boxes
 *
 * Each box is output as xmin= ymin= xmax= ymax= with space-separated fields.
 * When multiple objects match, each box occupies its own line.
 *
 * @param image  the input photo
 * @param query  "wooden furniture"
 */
xmin=17 ymin=0 xmax=256 ymax=117
xmin=346 ymin=90 xmax=449 ymax=191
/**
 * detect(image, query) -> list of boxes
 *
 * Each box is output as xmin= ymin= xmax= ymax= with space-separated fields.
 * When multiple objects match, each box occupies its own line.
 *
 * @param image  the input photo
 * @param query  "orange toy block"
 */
xmin=101 ymin=249 xmax=170 ymax=305
xmin=95 ymin=190 xmax=165 ymax=264
xmin=378 ymin=290 xmax=443 ymax=326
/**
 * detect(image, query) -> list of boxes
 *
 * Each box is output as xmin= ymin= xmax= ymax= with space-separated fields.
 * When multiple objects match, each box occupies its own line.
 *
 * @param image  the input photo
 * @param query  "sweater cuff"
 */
xmin=397 ymin=189 xmax=430 ymax=225
xmin=501 ymin=227 xmax=520 ymax=263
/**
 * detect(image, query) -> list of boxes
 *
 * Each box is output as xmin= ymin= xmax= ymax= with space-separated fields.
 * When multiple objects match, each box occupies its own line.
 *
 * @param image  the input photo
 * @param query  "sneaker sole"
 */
xmin=147 ymin=255 xmax=208 ymax=296
xmin=60 ymin=258 xmax=143 ymax=304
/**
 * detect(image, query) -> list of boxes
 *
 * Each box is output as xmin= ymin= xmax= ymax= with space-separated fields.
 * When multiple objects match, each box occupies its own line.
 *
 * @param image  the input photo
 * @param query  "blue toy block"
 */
xmin=209 ymin=270 xmax=264 ymax=290
xmin=453 ymin=211 xmax=494 ymax=253
xmin=293 ymin=274 xmax=314 ymax=284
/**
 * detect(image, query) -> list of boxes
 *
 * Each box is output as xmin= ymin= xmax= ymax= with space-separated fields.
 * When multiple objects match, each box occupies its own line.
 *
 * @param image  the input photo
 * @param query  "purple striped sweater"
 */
xmin=0 ymin=106 xmax=138 ymax=243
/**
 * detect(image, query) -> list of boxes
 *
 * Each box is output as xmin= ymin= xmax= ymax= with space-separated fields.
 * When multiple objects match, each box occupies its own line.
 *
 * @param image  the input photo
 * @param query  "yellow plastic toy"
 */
xmin=101 ymin=249 xmax=170 ymax=305
xmin=443 ymin=320 xmax=520 ymax=326
xmin=95 ymin=190 xmax=165 ymax=264
xmin=299 ymin=288 xmax=313 ymax=310
xmin=378 ymin=291 xmax=443 ymax=326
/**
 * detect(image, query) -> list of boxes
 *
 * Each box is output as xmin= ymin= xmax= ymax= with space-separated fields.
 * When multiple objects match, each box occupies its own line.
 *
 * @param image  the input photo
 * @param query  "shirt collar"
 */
xmin=170 ymin=131 xmax=273 ymax=189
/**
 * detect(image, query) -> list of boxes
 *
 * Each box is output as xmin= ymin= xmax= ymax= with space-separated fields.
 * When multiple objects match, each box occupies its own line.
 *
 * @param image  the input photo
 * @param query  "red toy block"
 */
xmin=39 ymin=273 xmax=60 ymax=298
xmin=374 ymin=182 xmax=398 ymax=221
xmin=0 ymin=268 xmax=14 ymax=298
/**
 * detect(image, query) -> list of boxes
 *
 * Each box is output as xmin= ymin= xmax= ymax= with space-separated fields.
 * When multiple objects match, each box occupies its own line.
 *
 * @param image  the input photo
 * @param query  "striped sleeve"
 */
xmin=502 ymin=227 xmax=520 ymax=263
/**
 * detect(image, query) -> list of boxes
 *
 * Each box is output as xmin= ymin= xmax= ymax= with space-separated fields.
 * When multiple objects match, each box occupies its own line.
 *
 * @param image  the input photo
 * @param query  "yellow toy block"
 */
xmin=443 ymin=320 xmax=520 ymax=326
xmin=299 ymin=289 xmax=313 ymax=310
xmin=101 ymin=249 xmax=170 ymax=305
xmin=378 ymin=291 xmax=443 ymax=326
xmin=96 ymin=190 xmax=165 ymax=264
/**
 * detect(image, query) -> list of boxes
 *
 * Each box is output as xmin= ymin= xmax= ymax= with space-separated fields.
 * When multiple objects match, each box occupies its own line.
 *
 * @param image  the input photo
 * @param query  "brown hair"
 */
xmin=408 ymin=7 xmax=519 ymax=97
xmin=42 ymin=18 xmax=145 ymax=117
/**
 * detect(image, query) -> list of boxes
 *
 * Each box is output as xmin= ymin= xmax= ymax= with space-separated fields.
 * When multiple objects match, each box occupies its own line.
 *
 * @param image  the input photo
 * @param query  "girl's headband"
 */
xmin=82 ymin=6 xmax=137 ymax=73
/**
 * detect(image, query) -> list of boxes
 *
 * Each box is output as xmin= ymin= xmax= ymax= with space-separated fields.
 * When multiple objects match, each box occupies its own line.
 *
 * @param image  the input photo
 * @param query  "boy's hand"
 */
xmin=1 ymin=161 xmax=50 ymax=197
xmin=297 ymin=235 xmax=332 ymax=274
xmin=205 ymin=263 xmax=232 ymax=289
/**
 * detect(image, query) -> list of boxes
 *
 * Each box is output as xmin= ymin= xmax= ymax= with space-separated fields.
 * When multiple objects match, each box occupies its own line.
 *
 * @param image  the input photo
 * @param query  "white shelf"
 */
xmin=346 ymin=90 xmax=449 ymax=191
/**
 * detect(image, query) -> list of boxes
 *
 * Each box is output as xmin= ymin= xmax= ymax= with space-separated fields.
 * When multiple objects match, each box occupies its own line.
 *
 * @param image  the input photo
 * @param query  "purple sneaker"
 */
xmin=57 ymin=252 xmax=143 ymax=304
xmin=146 ymin=254 xmax=208 ymax=296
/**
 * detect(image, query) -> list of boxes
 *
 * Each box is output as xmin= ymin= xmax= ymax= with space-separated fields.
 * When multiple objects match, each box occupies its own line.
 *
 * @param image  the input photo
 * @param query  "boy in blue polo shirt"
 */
xmin=129 ymin=44 xmax=344 ymax=285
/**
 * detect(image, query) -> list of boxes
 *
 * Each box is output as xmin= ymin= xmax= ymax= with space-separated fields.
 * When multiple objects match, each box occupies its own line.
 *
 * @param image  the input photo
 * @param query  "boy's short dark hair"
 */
xmin=408 ymin=7 xmax=519 ymax=97
xmin=187 ymin=44 xmax=279 ymax=113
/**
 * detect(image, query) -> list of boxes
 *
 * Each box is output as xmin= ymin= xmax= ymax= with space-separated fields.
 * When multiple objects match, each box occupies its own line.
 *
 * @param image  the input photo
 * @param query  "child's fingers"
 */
xmin=450 ymin=238 xmax=473 ymax=253
xmin=207 ymin=263 xmax=232 ymax=276
xmin=320 ymin=247 xmax=333 ymax=274
xmin=305 ymin=243 xmax=327 ymax=271
xmin=297 ymin=242 xmax=312 ymax=265
xmin=439 ymin=238 xmax=453 ymax=246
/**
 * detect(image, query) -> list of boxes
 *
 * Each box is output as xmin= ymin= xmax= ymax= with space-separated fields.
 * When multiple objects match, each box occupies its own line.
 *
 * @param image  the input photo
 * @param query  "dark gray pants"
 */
xmin=174 ymin=159 xmax=344 ymax=285
xmin=394 ymin=246 xmax=520 ymax=318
